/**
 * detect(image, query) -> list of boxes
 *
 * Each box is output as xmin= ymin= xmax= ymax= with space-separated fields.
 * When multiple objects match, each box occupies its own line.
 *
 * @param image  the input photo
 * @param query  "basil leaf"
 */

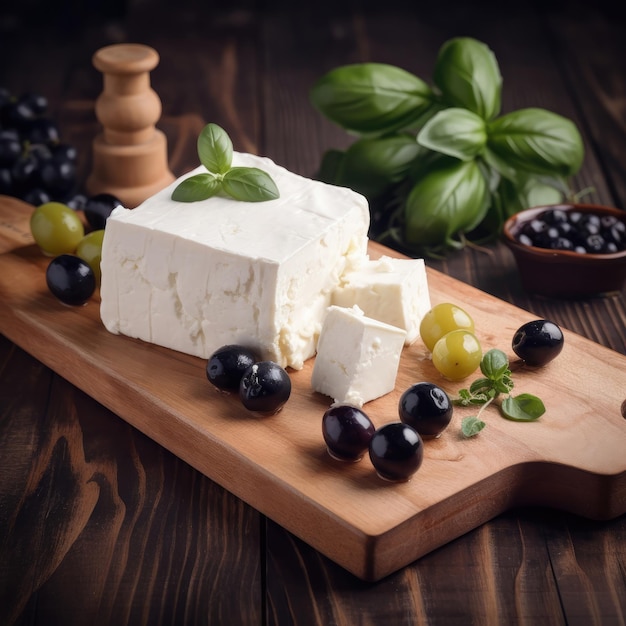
xmin=482 ymin=146 xmax=520 ymax=181
xmin=222 ymin=167 xmax=280 ymax=202
xmin=404 ymin=159 xmax=490 ymax=247
xmin=310 ymin=63 xmax=435 ymax=135
xmin=337 ymin=134 xmax=422 ymax=198
xmin=434 ymin=37 xmax=502 ymax=121
xmin=406 ymin=149 xmax=455 ymax=185
xmin=198 ymin=123 xmax=233 ymax=174
xmin=480 ymin=349 xmax=509 ymax=381
xmin=496 ymin=174 xmax=564 ymax=219
xmin=171 ymin=173 xmax=221 ymax=202
xmin=417 ymin=108 xmax=487 ymax=161
xmin=477 ymin=160 xmax=501 ymax=195
xmin=501 ymin=394 xmax=546 ymax=421
xmin=487 ymin=108 xmax=584 ymax=177
xmin=461 ymin=416 xmax=486 ymax=437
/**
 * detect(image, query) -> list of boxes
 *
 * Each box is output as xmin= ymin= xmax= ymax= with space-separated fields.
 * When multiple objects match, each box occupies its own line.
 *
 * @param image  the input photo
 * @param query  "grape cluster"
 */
xmin=0 ymin=86 xmax=85 ymax=208
xmin=516 ymin=208 xmax=626 ymax=254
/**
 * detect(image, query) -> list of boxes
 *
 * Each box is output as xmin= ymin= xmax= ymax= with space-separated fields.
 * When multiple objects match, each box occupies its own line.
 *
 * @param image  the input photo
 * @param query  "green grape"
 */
xmin=76 ymin=229 xmax=105 ymax=284
xmin=30 ymin=201 xmax=84 ymax=256
xmin=419 ymin=302 xmax=474 ymax=352
xmin=431 ymin=329 xmax=482 ymax=381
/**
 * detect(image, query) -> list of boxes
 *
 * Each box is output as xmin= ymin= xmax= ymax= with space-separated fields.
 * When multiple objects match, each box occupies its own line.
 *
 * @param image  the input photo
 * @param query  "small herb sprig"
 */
xmin=456 ymin=348 xmax=546 ymax=438
xmin=172 ymin=123 xmax=280 ymax=203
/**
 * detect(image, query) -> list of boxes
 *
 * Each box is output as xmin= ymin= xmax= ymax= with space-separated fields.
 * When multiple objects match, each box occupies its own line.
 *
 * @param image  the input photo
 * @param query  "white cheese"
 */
xmin=311 ymin=305 xmax=406 ymax=407
xmin=331 ymin=255 xmax=431 ymax=344
xmin=99 ymin=152 xmax=370 ymax=369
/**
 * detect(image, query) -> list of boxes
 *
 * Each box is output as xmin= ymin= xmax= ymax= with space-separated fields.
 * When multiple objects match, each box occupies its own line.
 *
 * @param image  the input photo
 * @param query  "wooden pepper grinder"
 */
xmin=86 ymin=43 xmax=175 ymax=208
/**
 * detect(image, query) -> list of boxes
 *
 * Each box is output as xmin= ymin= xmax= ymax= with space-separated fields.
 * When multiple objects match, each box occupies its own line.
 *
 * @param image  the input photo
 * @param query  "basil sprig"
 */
xmin=172 ymin=123 xmax=280 ymax=203
xmin=455 ymin=348 xmax=546 ymax=437
xmin=310 ymin=37 xmax=585 ymax=256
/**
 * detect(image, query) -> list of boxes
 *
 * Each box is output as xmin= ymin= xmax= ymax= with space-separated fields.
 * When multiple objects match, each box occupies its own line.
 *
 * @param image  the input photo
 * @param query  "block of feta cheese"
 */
xmin=311 ymin=305 xmax=407 ymax=407
xmin=331 ymin=255 xmax=431 ymax=344
xmin=99 ymin=152 xmax=370 ymax=370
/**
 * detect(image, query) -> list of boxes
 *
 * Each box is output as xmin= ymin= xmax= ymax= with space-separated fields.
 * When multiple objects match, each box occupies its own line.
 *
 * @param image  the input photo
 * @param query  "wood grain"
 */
xmin=1 ymin=195 xmax=625 ymax=582
xmin=1 ymin=2 xmax=626 ymax=621
xmin=0 ymin=335 xmax=263 ymax=626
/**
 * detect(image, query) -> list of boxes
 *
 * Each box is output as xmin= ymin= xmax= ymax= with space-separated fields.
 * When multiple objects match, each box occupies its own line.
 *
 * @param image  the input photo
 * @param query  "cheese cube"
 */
xmin=331 ymin=255 xmax=431 ymax=344
xmin=99 ymin=152 xmax=370 ymax=370
xmin=311 ymin=305 xmax=406 ymax=407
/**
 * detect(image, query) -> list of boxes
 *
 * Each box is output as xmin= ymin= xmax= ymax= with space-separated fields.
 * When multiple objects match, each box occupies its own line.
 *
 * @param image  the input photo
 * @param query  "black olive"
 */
xmin=550 ymin=236 xmax=574 ymax=251
xmin=46 ymin=254 xmax=96 ymax=306
xmin=239 ymin=361 xmax=291 ymax=416
xmin=515 ymin=209 xmax=626 ymax=254
xmin=206 ymin=344 xmax=259 ymax=391
xmin=84 ymin=193 xmax=122 ymax=230
xmin=398 ymin=382 xmax=453 ymax=439
xmin=543 ymin=208 xmax=569 ymax=224
xmin=368 ymin=423 xmax=424 ymax=482
xmin=322 ymin=405 xmax=375 ymax=462
xmin=512 ymin=319 xmax=564 ymax=367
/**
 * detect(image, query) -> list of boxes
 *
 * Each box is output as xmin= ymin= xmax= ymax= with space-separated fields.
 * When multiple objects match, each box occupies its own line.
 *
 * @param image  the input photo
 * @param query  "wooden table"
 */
xmin=1 ymin=1 xmax=625 ymax=624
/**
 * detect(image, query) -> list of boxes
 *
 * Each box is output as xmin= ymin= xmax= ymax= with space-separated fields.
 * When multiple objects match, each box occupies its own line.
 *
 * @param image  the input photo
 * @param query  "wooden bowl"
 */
xmin=502 ymin=203 xmax=626 ymax=298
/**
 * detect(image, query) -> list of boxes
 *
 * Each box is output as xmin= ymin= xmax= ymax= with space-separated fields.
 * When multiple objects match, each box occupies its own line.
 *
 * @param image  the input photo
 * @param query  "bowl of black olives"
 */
xmin=502 ymin=203 xmax=626 ymax=297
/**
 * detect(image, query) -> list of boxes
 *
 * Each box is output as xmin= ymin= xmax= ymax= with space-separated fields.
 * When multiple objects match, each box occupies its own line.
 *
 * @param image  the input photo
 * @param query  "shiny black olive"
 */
xmin=585 ymin=233 xmax=605 ymax=253
xmin=46 ymin=254 xmax=96 ymax=306
xmin=515 ymin=209 xmax=626 ymax=254
xmin=239 ymin=361 xmax=291 ymax=416
xmin=512 ymin=319 xmax=564 ymax=367
xmin=24 ymin=117 xmax=60 ymax=146
xmin=39 ymin=157 xmax=76 ymax=195
xmin=368 ymin=423 xmax=423 ymax=482
xmin=206 ymin=344 xmax=259 ymax=391
xmin=398 ymin=382 xmax=453 ymax=439
xmin=543 ymin=208 xmax=568 ymax=224
xmin=84 ymin=193 xmax=122 ymax=230
xmin=22 ymin=187 xmax=51 ymax=206
xmin=0 ymin=134 xmax=21 ymax=167
xmin=322 ymin=405 xmax=375 ymax=462
xmin=550 ymin=237 xmax=574 ymax=251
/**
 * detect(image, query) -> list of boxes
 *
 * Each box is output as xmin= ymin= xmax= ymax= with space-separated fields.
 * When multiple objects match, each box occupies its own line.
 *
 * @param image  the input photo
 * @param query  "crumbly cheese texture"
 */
xmin=311 ymin=305 xmax=407 ymax=407
xmin=99 ymin=152 xmax=370 ymax=369
xmin=331 ymin=255 xmax=431 ymax=345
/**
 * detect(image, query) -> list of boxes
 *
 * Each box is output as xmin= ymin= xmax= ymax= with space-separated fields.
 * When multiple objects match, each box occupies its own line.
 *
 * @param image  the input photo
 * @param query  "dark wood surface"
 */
xmin=1 ymin=1 xmax=625 ymax=624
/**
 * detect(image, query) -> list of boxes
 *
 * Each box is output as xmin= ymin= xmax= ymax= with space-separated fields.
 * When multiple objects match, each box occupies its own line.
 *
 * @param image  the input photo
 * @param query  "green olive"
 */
xmin=30 ymin=202 xmax=85 ymax=256
xmin=431 ymin=329 xmax=482 ymax=381
xmin=419 ymin=302 xmax=475 ymax=352
xmin=76 ymin=229 xmax=105 ymax=284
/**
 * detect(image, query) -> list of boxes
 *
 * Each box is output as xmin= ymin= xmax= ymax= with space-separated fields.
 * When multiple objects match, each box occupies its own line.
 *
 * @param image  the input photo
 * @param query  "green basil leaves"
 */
xmin=434 ymin=37 xmax=502 ymax=122
xmin=418 ymin=108 xmax=487 ymax=161
xmin=310 ymin=63 xmax=435 ymax=136
xmin=404 ymin=159 xmax=490 ymax=248
xmin=328 ymin=134 xmax=423 ymax=199
xmin=310 ymin=37 xmax=584 ymax=255
xmin=487 ymin=108 xmax=584 ymax=178
xmin=501 ymin=394 xmax=546 ymax=422
xmin=172 ymin=123 xmax=280 ymax=203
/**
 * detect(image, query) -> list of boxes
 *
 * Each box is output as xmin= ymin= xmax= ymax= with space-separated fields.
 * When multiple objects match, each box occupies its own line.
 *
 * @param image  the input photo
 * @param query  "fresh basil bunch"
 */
xmin=310 ymin=37 xmax=584 ymax=255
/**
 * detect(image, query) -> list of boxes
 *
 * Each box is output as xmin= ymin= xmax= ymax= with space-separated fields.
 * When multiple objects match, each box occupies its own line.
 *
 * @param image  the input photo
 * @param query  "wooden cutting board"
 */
xmin=1 ymin=195 xmax=625 ymax=582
